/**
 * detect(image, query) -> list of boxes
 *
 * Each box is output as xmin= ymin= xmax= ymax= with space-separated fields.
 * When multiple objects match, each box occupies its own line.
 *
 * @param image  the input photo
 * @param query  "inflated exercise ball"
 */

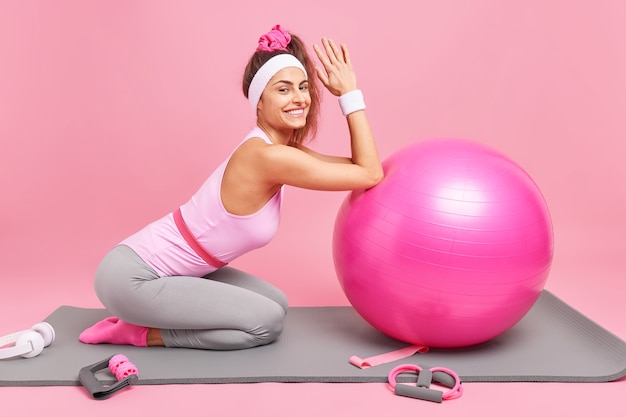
xmin=333 ymin=138 xmax=553 ymax=348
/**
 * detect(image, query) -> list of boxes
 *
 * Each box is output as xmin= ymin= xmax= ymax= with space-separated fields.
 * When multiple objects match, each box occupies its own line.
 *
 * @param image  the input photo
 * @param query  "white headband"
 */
xmin=248 ymin=54 xmax=307 ymax=111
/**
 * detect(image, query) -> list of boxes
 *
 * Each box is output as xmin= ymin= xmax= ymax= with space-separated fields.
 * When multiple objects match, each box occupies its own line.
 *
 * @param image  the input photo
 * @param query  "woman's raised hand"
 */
xmin=313 ymin=38 xmax=358 ymax=97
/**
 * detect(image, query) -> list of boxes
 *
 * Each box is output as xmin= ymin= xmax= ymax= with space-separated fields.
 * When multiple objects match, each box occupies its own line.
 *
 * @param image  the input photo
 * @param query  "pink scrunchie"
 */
xmin=257 ymin=25 xmax=291 ymax=52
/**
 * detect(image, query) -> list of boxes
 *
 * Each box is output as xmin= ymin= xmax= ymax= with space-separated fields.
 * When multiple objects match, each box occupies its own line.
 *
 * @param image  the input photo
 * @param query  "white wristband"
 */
xmin=338 ymin=90 xmax=366 ymax=116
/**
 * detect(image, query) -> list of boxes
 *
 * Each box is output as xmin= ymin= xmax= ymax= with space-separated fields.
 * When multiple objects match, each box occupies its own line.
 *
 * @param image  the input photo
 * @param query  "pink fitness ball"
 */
xmin=332 ymin=138 xmax=554 ymax=348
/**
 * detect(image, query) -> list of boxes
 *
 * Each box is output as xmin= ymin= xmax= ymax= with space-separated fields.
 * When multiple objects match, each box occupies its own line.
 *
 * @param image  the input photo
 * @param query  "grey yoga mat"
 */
xmin=1 ymin=290 xmax=625 ymax=386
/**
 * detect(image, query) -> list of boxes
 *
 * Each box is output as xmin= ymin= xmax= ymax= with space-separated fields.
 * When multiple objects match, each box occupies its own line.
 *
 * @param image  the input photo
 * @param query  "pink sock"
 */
xmin=79 ymin=317 xmax=148 ymax=347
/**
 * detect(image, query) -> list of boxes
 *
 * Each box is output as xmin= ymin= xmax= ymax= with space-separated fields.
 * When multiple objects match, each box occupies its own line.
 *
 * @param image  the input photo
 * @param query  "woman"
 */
xmin=79 ymin=25 xmax=383 ymax=350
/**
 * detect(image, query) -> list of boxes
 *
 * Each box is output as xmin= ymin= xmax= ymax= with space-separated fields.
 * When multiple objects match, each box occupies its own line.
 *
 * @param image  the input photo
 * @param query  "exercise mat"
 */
xmin=1 ymin=291 xmax=625 ymax=386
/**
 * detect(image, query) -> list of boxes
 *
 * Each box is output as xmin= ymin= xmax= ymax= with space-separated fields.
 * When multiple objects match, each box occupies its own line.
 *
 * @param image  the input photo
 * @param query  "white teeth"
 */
xmin=287 ymin=109 xmax=304 ymax=115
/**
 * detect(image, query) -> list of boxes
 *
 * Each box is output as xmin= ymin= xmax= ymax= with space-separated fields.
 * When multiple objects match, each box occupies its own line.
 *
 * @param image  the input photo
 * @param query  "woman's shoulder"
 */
xmin=243 ymin=126 xmax=272 ymax=144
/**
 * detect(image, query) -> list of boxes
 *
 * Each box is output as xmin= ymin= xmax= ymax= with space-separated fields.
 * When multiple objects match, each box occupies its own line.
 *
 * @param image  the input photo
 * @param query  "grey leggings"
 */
xmin=94 ymin=245 xmax=288 ymax=350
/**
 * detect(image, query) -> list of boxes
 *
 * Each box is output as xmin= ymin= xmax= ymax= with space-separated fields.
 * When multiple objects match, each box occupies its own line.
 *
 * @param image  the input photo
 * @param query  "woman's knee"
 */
xmin=272 ymin=287 xmax=289 ymax=314
xmin=251 ymin=303 xmax=286 ymax=345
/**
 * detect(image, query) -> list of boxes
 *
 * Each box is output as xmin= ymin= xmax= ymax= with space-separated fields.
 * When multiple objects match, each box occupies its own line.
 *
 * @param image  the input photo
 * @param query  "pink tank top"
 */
xmin=120 ymin=127 xmax=283 ymax=277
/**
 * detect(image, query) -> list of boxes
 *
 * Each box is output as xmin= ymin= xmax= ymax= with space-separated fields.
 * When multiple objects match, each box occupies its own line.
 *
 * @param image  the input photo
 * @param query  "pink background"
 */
xmin=1 ymin=1 xmax=624 ymax=415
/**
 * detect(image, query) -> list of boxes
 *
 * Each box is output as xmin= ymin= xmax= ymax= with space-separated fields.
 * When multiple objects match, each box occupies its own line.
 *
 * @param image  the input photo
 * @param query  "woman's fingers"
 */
xmin=313 ymin=43 xmax=330 ymax=85
xmin=315 ymin=66 xmax=329 ymax=86
xmin=313 ymin=42 xmax=330 ymax=68
xmin=314 ymin=38 xmax=356 ymax=95
xmin=341 ymin=43 xmax=352 ymax=67
xmin=324 ymin=38 xmax=341 ymax=62
xmin=324 ymin=38 xmax=348 ymax=66
xmin=316 ymin=38 xmax=347 ymax=68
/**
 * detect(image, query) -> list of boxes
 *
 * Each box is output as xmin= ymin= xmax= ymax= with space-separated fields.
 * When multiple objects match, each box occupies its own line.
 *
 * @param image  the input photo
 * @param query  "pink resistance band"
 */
xmin=173 ymin=208 xmax=228 ymax=269
xmin=349 ymin=345 xmax=429 ymax=369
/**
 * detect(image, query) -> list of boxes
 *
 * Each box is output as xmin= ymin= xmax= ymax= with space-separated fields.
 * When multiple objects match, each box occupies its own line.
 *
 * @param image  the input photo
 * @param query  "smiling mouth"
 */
xmin=286 ymin=109 xmax=305 ymax=116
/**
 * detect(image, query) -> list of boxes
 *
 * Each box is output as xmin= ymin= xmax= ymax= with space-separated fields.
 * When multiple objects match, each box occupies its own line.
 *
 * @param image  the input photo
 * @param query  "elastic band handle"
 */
xmin=432 ymin=370 xmax=457 ymax=388
xmin=395 ymin=383 xmax=444 ymax=403
xmin=388 ymin=364 xmax=463 ymax=402
xmin=416 ymin=368 xmax=432 ymax=388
